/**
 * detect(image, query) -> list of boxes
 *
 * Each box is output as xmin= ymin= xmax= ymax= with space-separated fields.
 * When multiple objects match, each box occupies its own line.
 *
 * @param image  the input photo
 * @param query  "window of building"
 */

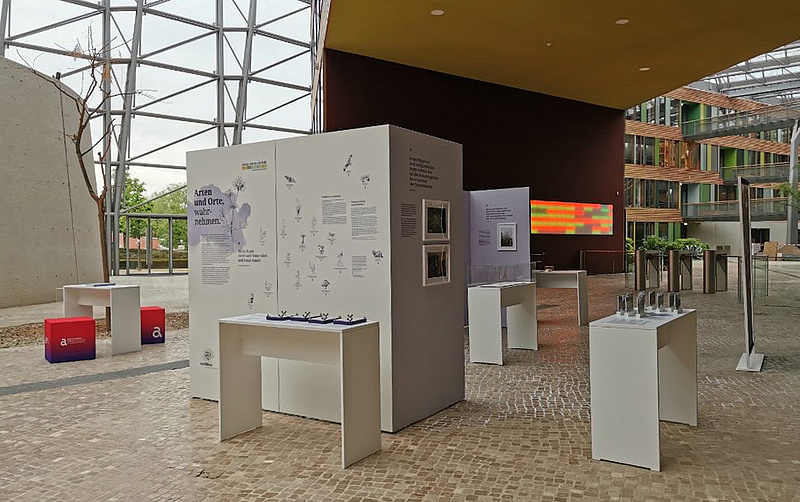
xmin=658 ymin=98 xmax=667 ymax=125
xmin=643 ymin=136 xmax=655 ymax=166
xmin=670 ymin=99 xmax=681 ymax=125
xmin=716 ymin=185 xmax=737 ymax=201
xmin=624 ymin=134 xmax=634 ymax=164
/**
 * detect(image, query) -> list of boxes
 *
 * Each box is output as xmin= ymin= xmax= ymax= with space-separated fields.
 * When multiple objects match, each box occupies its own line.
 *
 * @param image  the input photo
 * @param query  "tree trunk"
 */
xmin=96 ymin=202 xmax=112 ymax=330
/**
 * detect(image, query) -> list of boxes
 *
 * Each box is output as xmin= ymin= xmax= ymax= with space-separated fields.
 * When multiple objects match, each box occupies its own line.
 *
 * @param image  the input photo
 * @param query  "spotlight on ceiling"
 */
xmin=430 ymin=9 xmax=445 ymax=16
xmin=615 ymin=19 xmax=630 ymax=25
xmin=639 ymin=67 xmax=651 ymax=72
xmin=545 ymin=42 xmax=553 ymax=47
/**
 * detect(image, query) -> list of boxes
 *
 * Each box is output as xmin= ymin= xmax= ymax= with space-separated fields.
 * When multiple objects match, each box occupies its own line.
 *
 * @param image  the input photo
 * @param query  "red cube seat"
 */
xmin=140 ymin=306 xmax=166 ymax=344
xmin=44 ymin=317 xmax=96 ymax=363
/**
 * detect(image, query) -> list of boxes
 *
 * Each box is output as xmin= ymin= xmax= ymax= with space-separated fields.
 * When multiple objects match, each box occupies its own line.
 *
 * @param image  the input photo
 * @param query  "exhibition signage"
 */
xmin=187 ymin=125 xmax=465 ymax=432
xmin=736 ymin=176 xmax=764 ymax=372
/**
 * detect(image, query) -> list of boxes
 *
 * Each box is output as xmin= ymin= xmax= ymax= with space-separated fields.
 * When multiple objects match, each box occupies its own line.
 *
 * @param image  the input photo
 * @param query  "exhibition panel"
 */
xmin=589 ymin=309 xmax=698 ymax=471
xmin=188 ymin=125 xmax=464 ymax=432
xmin=218 ymin=315 xmax=381 ymax=468
xmin=63 ymin=284 xmax=141 ymax=355
xmin=533 ymin=270 xmax=589 ymax=326
xmin=467 ymin=281 xmax=537 ymax=365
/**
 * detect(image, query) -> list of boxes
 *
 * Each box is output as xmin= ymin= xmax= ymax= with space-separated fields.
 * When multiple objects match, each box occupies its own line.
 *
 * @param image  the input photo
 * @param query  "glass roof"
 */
xmin=699 ymin=39 xmax=800 ymax=104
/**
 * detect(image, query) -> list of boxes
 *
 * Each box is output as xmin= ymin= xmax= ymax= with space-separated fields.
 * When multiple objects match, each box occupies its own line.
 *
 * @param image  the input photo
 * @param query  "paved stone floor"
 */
xmin=0 ymin=275 xmax=189 ymax=329
xmin=1 ymin=274 xmax=799 ymax=501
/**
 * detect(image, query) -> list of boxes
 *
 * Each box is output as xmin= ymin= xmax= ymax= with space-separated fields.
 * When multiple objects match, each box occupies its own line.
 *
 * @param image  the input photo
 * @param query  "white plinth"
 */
xmin=63 ymin=283 xmax=141 ymax=355
xmin=533 ymin=270 xmax=588 ymax=325
xmin=589 ymin=309 xmax=697 ymax=471
xmin=217 ymin=314 xmax=381 ymax=468
xmin=467 ymin=281 xmax=537 ymax=365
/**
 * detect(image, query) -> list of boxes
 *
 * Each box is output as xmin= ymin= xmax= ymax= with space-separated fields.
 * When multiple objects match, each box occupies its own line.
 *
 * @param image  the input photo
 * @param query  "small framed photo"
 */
xmin=423 ymin=244 xmax=450 ymax=286
xmin=497 ymin=222 xmax=517 ymax=251
xmin=422 ymin=199 xmax=450 ymax=241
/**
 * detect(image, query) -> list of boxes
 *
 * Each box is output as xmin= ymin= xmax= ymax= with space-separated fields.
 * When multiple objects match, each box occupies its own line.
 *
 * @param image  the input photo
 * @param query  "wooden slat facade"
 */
xmin=624 ymin=164 xmax=723 ymax=184
xmin=625 ymin=208 xmax=683 ymax=222
xmin=664 ymin=87 xmax=766 ymax=112
xmin=624 ymin=121 xmax=791 ymax=155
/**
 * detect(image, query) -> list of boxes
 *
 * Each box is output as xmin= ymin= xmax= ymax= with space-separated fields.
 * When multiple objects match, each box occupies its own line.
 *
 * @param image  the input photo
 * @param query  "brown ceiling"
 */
xmin=324 ymin=0 xmax=800 ymax=110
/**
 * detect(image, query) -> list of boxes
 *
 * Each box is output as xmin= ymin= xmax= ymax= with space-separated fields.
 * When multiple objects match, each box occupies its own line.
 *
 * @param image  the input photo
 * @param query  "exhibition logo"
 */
xmin=60 ymin=338 xmax=68 ymax=347
xmin=241 ymin=160 xmax=269 ymax=172
xmin=151 ymin=326 xmax=163 ymax=339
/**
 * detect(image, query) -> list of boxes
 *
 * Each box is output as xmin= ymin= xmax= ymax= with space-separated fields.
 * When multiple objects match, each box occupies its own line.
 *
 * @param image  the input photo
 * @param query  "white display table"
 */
xmin=467 ymin=281 xmax=537 ymax=365
xmin=63 ymin=283 xmax=141 ymax=355
xmin=589 ymin=309 xmax=697 ymax=471
xmin=533 ymin=270 xmax=588 ymax=325
xmin=217 ymin=314 xmax=381 ymax=468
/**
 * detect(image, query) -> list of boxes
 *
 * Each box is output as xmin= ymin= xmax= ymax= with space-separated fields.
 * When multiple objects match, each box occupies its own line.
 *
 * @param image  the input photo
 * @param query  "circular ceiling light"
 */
xmin=430 ymin=9 xmax=445 ymax=16
xmin=615 ymin=19 xmax=630 ymax=25
xmin=639 ymin=67 xmax=651 ymax=72
xmin=545 ymin=42 xmax=553 ymax=47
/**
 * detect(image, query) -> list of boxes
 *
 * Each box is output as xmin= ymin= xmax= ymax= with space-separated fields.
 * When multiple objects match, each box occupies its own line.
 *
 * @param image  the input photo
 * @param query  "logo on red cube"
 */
xmin=141 ymin=306 xmax=166 ymax=344
xmin=44 ymin=317 xmax=96 ymax=363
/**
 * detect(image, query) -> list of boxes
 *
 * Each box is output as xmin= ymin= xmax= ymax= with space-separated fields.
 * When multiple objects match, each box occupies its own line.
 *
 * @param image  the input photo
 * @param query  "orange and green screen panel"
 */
xmin=530 ymin=200 xmax=613 ymax=235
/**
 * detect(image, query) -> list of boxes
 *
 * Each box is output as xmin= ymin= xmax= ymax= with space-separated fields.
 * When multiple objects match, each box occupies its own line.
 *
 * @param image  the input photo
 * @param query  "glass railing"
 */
xmin=682 ymin=197 xmax=791 ymax=221
xmin=721 ymin=162 xmax=791 ymax=183
xmin=682 ymin=101 xmax=800 ymax=139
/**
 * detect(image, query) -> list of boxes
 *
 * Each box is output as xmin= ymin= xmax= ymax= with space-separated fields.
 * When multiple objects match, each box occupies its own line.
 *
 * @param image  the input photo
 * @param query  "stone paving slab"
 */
xmin=0 ymin=275 xmax=798 ymax=501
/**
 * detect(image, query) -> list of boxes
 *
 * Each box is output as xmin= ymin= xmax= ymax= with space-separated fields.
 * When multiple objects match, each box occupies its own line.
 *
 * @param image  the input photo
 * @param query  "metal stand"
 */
xmin=703 ymin=249 xmax=716 ymax=294
xmin=736 ymin=352 xmax=765 ymax=372
xmin=667 ymin=250 xmax=680 ymax=292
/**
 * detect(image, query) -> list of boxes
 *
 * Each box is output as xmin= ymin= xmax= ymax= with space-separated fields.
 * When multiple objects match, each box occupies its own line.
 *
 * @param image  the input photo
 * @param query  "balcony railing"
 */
xmin=721 ymin=162 xmax=791 ymax=184
xmin=682 ymin=101 xmax=800 ymax=140
xmin=682 ymin=197 xmax=792 ymax=221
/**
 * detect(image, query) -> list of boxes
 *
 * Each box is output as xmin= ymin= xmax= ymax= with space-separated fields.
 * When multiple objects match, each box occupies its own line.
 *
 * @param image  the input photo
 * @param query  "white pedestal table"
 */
xmin=533 ymin=270 xmax=588 ymax=325
xmin=589 ymin=309 xmax=697 ymax=471
xmin=467 ymin=281 xmax=537 ymax=365
xmin=217 ymin=314 xmax=381 ymax=468
xmin=62 ymin=283 xmax=141 ymax=355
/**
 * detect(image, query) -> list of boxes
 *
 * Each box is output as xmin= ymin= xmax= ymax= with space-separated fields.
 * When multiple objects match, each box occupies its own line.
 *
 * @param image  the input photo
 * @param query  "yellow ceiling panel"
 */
xmin=325 ymin=0 xmax=800 ymax=109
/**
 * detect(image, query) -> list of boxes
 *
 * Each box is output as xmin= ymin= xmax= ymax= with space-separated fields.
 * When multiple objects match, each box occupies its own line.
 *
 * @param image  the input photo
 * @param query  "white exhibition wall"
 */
xmin=187 ymin=125 xmax=464 ymax=432
xmin=468 ymin=187 xmax=532 ymax=278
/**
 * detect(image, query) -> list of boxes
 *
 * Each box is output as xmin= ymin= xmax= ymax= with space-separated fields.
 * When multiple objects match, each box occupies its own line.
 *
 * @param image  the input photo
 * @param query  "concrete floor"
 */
xmin=0 ymin=275 xmax=189 ymax=328
xmin=0 ymin=274 xmax=799 ymax=501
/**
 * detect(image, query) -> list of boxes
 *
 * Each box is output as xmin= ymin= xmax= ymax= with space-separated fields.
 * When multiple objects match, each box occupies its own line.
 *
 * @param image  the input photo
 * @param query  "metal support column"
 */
xmin=667 ymin=250 xmax=680 ymax=292
xmin=787 ymin=119 xmax=800 ymax=244
xmin=102 ymin=0 xmax=114 ymax=277
xmin=168 ymin=217 xmax=173 ymax=274
xmin=112 ymin=0 xmax=145 ymax=275
xmin=703 ymin=249 xmax=717 ymax=294
xmin=215 ymin=0 xmax=225 ymax=147
xmin=232 ymin=0 xmax=258 ymax=145
xmin=634 ymin=249 xmax=646 ymax=291
xmin=0 ymin=0 xmax=10 ymax=58
xmin=146 ymin=217 xmax=152 ymax=274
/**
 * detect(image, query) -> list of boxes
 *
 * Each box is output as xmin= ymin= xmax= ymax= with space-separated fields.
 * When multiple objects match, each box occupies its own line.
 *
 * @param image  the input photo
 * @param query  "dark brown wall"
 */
xmin=324 ymin=49 xmax=625 ymax=271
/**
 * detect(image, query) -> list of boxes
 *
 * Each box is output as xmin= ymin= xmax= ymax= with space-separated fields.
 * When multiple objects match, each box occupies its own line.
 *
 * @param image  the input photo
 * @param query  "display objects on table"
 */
xmin=266 ymin=311 xmax=290 ymax=321
xmin=266 ymin=312 xmax=365 ymax=325
xmin=44 ymin=317 xmax=96 ymax=363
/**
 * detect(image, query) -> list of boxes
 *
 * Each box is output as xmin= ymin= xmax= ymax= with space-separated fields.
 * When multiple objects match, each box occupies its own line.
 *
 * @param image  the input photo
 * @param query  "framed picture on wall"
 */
xmin=422 ymin=199 xmax=450 ymax=241
xmin=497 ymin=222 xmax=517 ymax=251
xmin=423 ymin=244 xmax=451 ymax=286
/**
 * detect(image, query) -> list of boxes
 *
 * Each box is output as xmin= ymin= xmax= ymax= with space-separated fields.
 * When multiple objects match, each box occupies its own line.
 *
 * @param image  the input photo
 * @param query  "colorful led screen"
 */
xmin=530 ymin=200 xmax=613 ymax=235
